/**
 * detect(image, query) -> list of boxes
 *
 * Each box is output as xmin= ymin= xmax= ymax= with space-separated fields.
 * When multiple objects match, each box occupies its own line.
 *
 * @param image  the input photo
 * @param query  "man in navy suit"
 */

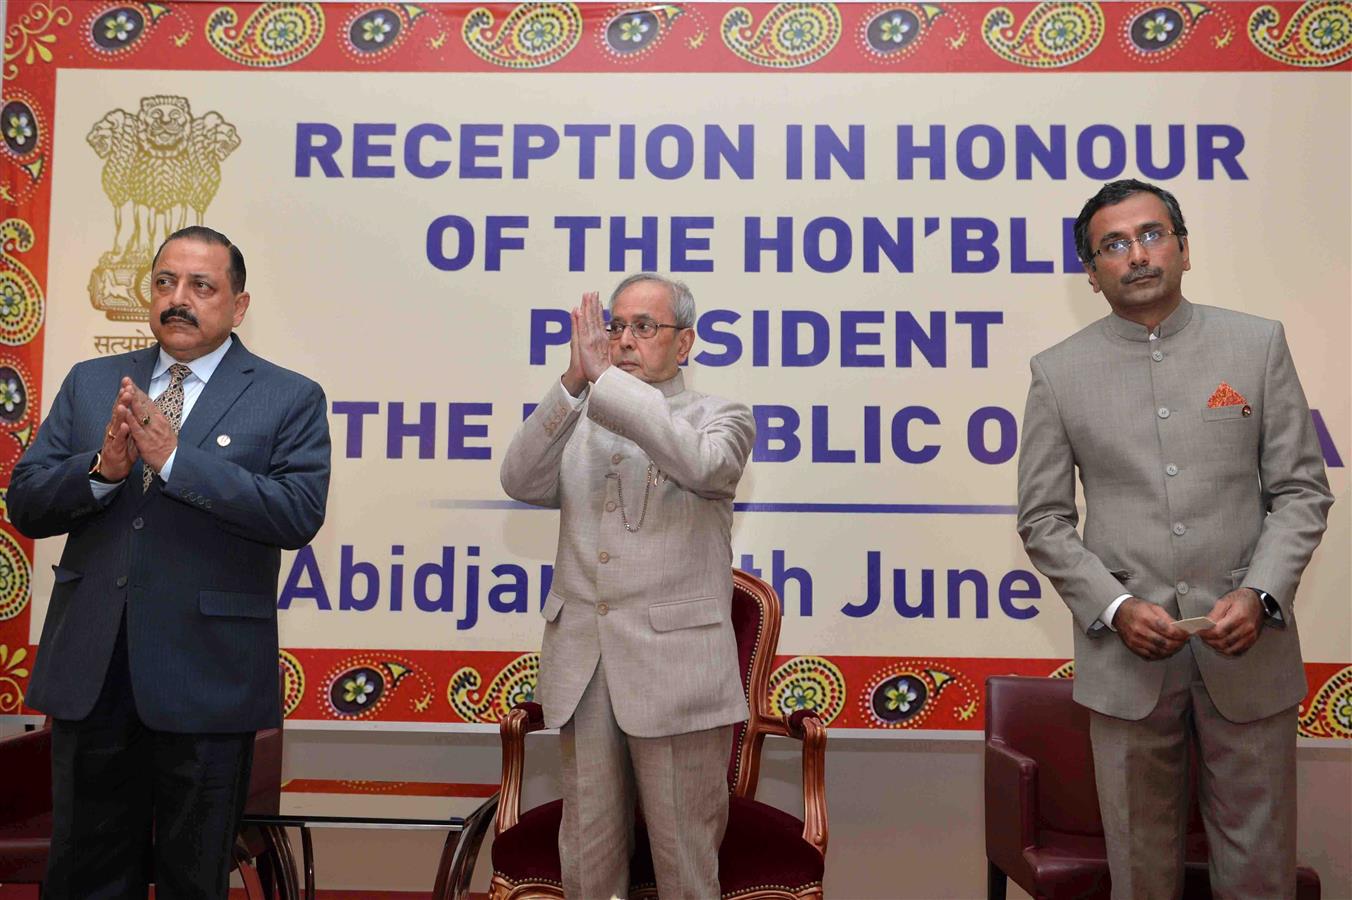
xmin=10 ymin=226 xmax=331 ymax=899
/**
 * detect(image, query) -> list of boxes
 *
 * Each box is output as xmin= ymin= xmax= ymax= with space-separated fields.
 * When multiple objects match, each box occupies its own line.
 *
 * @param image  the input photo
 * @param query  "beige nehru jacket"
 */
xmin=501 ymin=367 xmax=756 ymax=737
xmin=1017 ymin=300 xmax=1332 ymax=722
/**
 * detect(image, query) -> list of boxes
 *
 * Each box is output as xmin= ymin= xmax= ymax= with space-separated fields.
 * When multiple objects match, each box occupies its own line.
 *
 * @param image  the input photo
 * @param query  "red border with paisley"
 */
xmin=54 ymin=646 xmax=1340 ymax=739
xmin=1 ymin=0 xmax=1347 ymax=728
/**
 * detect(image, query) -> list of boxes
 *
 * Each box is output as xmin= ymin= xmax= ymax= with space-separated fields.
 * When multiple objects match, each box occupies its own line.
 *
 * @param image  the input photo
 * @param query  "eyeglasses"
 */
xmin=1092 ymin=229 xmax=1184 ymax=260
xmin=604 ymin=320 xmax=684 ymax=340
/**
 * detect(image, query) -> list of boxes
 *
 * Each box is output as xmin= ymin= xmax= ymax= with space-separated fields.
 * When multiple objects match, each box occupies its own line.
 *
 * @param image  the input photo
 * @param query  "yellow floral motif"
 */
xmin=0 ymin=644 xmax=30 ymax=713
xmin=0 ymin=218 xmax=45 ymax=345
xmin=983 ymin=2 xmax=1105 ymax=68
xmin=447 ymin=653 xmax=539 ymax=723
xmin=1298 ymin=665 xmax=1352 ymax=740
xmin=205 ymin=3 xmax=325 ymax=68
xmin=722 ymin=3 xmax=843 ymax=68
xmin=3 ymin=2 xmax=73 ymax=81
xmin=0 ymin=526 xmax=32 ymax=622
xmin=462 ymin=3 xmax=582 ymax=69
xmin=1249 ymin=1 xmax=1352 ymax=67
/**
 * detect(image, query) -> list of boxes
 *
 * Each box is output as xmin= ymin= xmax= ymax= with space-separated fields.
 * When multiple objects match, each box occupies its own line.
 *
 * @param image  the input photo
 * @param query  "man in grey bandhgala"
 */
xmin=1016 ymin=179 xmax=1332 ymax=899
xmin=501 ymin=274 xmax=755 ymax=898
xmin=11 ymin=226 xmax=331 ymax=899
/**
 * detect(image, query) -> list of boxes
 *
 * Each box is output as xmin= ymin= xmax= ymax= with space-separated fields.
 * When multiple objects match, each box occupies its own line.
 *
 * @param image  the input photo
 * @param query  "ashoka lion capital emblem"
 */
xmin=87 ymin=96 xmax=240 ymax=321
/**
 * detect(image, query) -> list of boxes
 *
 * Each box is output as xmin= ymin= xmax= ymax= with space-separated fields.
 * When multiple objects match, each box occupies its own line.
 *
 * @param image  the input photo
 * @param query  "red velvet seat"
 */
xmin=490 ymin=794 xmax=826 ymax=895
xmin=984 ymin=675 xmax=1321 ymax=900
xmin=459 ymin=569 xmax=828 ymax=900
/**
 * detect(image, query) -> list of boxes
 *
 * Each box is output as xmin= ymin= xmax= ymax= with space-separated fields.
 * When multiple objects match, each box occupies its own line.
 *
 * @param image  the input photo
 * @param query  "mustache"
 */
xmin=1121 ymin=266 xmax=1163 ymax=284
xmin=160 ymin=306 xmax=198 ymax=326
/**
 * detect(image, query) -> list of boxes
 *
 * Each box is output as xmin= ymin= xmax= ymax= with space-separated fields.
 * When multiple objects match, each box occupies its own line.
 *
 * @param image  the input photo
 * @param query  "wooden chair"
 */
xmin=453 ymin=569 xmax=828 ymax=899
xmin=984 ymin=675 xmax=1320 ymax=900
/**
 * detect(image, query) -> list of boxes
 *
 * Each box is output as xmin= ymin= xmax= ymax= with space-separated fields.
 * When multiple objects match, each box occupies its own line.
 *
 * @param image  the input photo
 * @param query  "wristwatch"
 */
xmin=1249 ymin=587 xmax=1285 ymax=627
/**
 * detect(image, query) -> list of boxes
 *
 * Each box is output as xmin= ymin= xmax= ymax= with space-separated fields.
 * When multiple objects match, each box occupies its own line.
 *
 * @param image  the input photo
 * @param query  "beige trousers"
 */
xmin=1090 ymin=642 xmax=1297 ymax=900
xmin=558 ymin=661 xmax=731 ymax=899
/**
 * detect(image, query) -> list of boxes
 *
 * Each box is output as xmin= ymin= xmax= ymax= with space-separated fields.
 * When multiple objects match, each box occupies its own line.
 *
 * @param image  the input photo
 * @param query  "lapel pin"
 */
xmin=217 ymin=434 xmax=231 ymax=447
xmin=1241 ymin=405 xmax=1252 ymax=417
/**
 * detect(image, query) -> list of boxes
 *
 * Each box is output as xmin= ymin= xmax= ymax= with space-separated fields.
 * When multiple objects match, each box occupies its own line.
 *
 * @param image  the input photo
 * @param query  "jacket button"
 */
xmin=115 ymin=575 xmax=128 ymax=588
xmin=596 ymin=602 xmax=609 ymax=616
xmin=598 ymin=551 xmax=610 ymax=563
xmin=132 ymin=517 xmax=144 ymax=530
xmin=611 ymin=453 xmax=622 ymax=464
xmin=1176 ymin=581 xmax=1190 ymax=595
xmin=605 ymin=501 xmax=617 ymax=513
xmin=1166 ymin=464 xmax=1178 ymax=476
xmin=1172 ymin=523 xmax=1186 ymax=536
xmin=1157 ymin=407 xmax=1170 ymax=419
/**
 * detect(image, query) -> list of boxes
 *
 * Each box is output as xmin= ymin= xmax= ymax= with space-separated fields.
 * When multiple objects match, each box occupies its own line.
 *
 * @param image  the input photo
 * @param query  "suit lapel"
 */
xmin=177 ymin=336 xmax=256 ymax=450
xmin=128 ymin=345 xmax=157 ymax=393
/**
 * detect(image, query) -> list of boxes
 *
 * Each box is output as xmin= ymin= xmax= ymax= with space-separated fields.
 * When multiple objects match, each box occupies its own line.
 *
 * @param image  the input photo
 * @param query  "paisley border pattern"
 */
xmin=205 ymin=2 xmax=326 ymax=67
xmin=447 ymin=651 xmax=539 ymax=723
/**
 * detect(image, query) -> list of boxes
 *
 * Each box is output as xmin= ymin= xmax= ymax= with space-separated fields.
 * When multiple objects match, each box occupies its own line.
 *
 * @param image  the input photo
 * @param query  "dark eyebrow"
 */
xmin=152 ymin=269 xmax=219 ymax=283
xmin=1101 ymin=220 xmax=1166 ymax=242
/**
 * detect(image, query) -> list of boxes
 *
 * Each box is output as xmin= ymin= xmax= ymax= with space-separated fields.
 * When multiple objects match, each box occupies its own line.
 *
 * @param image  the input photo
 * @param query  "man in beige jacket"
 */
xmin=1017 ymin=180 xmax=1332 ymax=898
xmin=501 ymin=274 xmax=755 ymax=898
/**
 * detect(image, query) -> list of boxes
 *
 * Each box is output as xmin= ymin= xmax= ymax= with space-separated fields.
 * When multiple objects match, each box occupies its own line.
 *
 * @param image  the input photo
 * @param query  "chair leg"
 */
xmin=234 ymin=840 xmax=268 ymax=900
xmin=988 ymin=859 xmax=1008 ymax=900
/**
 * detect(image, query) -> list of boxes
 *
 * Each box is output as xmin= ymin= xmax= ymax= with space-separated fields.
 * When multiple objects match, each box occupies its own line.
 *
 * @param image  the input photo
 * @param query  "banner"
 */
xmin=1 ymin=1 xmax=1348 ymax=736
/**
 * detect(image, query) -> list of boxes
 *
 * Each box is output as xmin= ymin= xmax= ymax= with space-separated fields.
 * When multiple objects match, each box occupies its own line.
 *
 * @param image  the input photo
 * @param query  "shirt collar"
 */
xmin=153 ymin=335 xmax=234 ymax=383
xmin=653 ymin=370 xmax=685 ymax=398
xmin=1103 ymin=297 xmax=1194 ymax=343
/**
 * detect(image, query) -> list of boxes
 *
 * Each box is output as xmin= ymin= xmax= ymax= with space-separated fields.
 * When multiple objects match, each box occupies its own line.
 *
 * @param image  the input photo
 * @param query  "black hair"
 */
xmin=1074 ymin=179 xmax=1187 ymax=268
xmin=151 ymin=225 xmax=246 ymax=293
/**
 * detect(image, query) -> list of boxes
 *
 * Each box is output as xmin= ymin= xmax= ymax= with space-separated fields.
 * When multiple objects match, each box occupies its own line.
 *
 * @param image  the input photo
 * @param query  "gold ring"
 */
xmin=106 ymin=429 xmax=116 ymax=439
xmin=140 ymin=414 xmax=151 ymax=426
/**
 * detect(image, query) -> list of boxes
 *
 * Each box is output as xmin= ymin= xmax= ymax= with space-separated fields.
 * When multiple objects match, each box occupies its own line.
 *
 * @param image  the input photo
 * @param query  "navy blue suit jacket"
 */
xmin=10 ymin=337 xmax=330 ymax=732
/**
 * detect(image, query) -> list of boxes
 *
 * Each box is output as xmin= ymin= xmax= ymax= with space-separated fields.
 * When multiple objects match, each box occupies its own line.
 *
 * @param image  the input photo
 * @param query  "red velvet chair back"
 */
xmin=725 ymin=569 xmax=782 ymax=798
xmin=986 ymin=675 xmax=1104 ymax=838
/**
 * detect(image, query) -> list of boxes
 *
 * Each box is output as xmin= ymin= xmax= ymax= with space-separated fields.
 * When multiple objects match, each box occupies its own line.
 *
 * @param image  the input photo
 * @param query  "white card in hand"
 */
xmin=1174 ymin=616 xmax=1217 ymax=635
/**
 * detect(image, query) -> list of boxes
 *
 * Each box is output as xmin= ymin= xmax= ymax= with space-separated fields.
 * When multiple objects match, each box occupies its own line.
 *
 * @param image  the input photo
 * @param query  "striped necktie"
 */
xmin=142 ymin=363 xmax=191 ymax=492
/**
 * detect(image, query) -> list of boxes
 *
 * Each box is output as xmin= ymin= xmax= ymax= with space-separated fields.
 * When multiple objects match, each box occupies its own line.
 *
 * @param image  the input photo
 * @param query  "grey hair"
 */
xmin=608 ymin=273 xmax=696 ymax=328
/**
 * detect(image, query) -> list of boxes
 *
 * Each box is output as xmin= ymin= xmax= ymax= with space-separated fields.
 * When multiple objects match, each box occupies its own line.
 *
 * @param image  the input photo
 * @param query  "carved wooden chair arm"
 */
xmin=495 ymin=702 xmax=546 ymax=835
xmin=786 ymin=710 xmax=828 ymax=857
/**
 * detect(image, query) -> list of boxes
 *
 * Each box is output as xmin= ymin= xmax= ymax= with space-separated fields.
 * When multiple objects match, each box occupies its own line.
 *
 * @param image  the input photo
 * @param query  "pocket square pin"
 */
xmin=1206 ymin=382 xmax=1251 ymax=416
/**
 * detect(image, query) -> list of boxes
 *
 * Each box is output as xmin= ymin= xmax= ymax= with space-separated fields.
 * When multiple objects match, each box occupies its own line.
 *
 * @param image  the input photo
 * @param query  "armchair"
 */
xmin=0 ymin=723 xmax=52 ymax=886
xmin=460 ymin=569 xmax=828 ymax=899
xmin=0 ymin=718 xmax=285 ymax=898
xmin=984 ymin=675 xmax=1320 ymax=900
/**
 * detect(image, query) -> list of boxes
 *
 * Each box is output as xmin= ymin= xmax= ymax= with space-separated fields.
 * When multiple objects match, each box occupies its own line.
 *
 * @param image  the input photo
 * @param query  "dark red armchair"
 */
xmin=0 ymin=719 xmax=285 ymax=898
xmin=0 ymin=723 xmax=52 ymax=887
xmin=454 ymin=569 xmax=828 ymax=900
xmin=984 ymin=675 xmax=1320 ymax=900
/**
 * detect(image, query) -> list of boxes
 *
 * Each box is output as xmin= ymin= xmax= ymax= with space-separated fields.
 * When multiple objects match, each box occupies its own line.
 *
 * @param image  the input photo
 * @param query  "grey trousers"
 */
xmin=1090 ymin=642 xmax=1298 ymax=900
xmin=558 ymin=661 xmax=731 ymax=899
